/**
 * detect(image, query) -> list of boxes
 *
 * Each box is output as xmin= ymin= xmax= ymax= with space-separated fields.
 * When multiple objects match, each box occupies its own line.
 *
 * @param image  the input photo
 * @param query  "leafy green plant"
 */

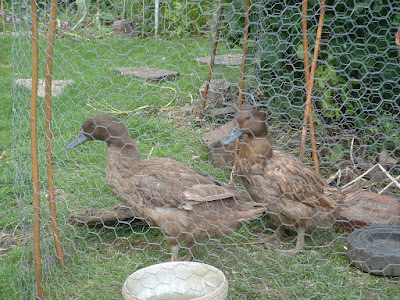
xmin=164 ymin=0 xmax=186 ymax=37
xmin=368 ymin=113 xmax=400 ymax=153
xmin=326 ymin=145 xmax=344 ymax=163
xmin=161 ymin=0 xmax=214 ymax=37
xmin=314 ymin=63 xmax=340 ymax=119
xmin=221 ymin=0 xmax=400 ymax=156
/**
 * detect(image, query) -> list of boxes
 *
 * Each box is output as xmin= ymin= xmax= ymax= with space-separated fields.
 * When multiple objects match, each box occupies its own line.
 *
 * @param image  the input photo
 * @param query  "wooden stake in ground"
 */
xmin=299 ymin=0 xmax=326 ymax=174
xmin=1 ymin=0 xmax=5 ymax=33
xmin=30 ymin=0 xmax=44 ymax=298
xmin=301 ymin=0 xmax=310 ymax=86
xmin=114 ymin=0 xmax=118 ymax=20
xmin=44 ymin=0 xmax=64 ymax=268
xmin=232 ymin=0 xmax=251 ymax=165
xmin=199 ymin=0 xmax=224 ymax=118
xmin=142 ymin=0 xmax=145 ymax=38
xmin=237 ymin=0 xmax=251 ymax=110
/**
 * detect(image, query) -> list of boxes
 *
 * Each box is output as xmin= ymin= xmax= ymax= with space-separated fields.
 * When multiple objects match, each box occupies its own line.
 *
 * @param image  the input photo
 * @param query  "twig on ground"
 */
xmin=144 ymin=82 xmax=178 ymax=98
xmin=13 ymin=217 xmax=25 ymax=237
xmin=60 ymin=31 xmax=90 ymax=40
xmin=147 ymin=144 xmax=158 ymax=159
xmin=86 ymin=99 xmax=149 ymax=115
xmin=376 ymin=164 xmax=400 ymax=192
xmin=145 ymin=82 xmax=195 ymax=107
xmin=206 ymin=240 xmax=265 ymax=247
xmin=326 ymin=169 xmax=341 ymax=184
xmin=229 ymin=166 xmax=236 ymax=184
xmin=350 ymin=137 xmax=356 ymax=170
xmin=342 ymin=163 xmax=400 ymax=192
xmin=379 ymin=175 xmax=400 ymax=194
xmin=0 ymin=149 xmax=5 ymax=160
xmin=342 ymin=164 xmax=378 ymax=188
xmin=188 ymin=93 xmax=194 ymax=104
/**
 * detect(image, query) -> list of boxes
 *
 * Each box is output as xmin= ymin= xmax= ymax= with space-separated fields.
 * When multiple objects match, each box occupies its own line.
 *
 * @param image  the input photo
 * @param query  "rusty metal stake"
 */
xmin=301 ymin=0 xmax=310 ymax=86
xmin=44 ymin=0 xmax=64 ymax=268
xmin=233 ymin=0 xmax=251 ymax=164
xmin=237 ymin=0 xmax=251 ymax=110
xmin=114 ymin=0 xmax=118 ymax=20
xmin=299 ymin=0 xmax=326 ymax=174
xmin=299 ymin=0 xmax=313 ymax=159
xmin=1 ymin=0 xmax=5 ymax=33
xmin=30 ymin=0 xmax=45 ymax=298
xmin=199 ymin=0 xmax=224 ymax=118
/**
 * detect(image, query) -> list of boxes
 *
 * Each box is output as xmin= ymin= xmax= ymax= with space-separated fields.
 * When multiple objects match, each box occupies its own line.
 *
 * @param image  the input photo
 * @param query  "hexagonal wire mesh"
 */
xmin=11 ymin=0 xmax=400 ymax=299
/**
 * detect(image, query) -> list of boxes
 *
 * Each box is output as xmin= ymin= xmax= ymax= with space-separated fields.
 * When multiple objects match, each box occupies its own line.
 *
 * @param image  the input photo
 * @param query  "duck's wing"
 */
xmin=181 ymin=183 xmax=247 ymax=210
xmin=183 ymin=184 xmax=236 ymax=202
xmin=145 ymin=158 xmax=218 ymax=183
xmin=266 ymin=151 xmax=336 ymax=208
xmin=135 ymin=158 xmax=244 ymax=210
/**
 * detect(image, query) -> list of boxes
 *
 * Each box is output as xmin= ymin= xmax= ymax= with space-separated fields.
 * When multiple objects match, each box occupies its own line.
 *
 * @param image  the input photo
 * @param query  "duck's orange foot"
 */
xmin=257 ymin=233 xmax=283 ymax=248
xmin=166 ymin=253 xmax=193 ymax=262
xmin=168 ymin=245 xmax=194 ymax=262
xmin=177 ymin=252 xmax=193 ymax=261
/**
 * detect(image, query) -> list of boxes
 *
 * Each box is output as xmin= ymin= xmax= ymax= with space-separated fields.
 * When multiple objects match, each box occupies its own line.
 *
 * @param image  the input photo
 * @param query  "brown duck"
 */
xmin=220 ymin=109 xmax=359 ymax=251
xmin=67 ymin=114 xmax=265 ymax=261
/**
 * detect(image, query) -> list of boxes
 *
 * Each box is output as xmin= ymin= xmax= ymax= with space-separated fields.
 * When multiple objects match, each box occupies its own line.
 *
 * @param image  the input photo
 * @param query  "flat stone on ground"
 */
xmin=205 ymin=104 xmax=253 ymax=120
xmin=195 ymin=53 xmax=242 ymax=66
xmin=109 ymin=67 xmax=179 ymax=81
xmin=112 ymin=19 xmax=140 ymax=37
xmin=14 ymin=79 xmax=74 ymax=97
xmin=199 ymin=79 xmax=234 ymax=105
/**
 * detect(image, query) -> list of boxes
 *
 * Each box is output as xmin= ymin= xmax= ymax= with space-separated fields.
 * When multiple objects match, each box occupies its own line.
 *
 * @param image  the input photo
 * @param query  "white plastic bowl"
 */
xmin=122 ymin=261 xmax=228 ymax=300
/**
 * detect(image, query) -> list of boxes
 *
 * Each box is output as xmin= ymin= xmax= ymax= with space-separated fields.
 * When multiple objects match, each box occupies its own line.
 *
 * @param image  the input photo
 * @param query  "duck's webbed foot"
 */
xmin=258 ymin=233 xmax=281 ymax=247
xmin=258 ymin=226 xmax=285 ymax=248
xmin=277 ymin=227 xmax=306 ymax=254
xmin=178 ymin=250 xmax=193 ymax=262
xmin=168 ymin=243 xmax=194 ymax=262
xmin=167 ymin=243 xmax=179 ymax=262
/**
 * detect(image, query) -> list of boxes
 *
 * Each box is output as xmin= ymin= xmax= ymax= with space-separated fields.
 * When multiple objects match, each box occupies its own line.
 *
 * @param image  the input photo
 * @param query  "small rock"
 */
xmin=199 ymin=79 xmax=235 ymax=107
xmin=14 ymin=78 xmax=74 ymax=98
xmin=112 ymin=19 xmax=141 ymax=37
xmin=195 ymin=53 xmax=243 ymax=66
xmin=109 ymin=67 xmax=179 ymax=82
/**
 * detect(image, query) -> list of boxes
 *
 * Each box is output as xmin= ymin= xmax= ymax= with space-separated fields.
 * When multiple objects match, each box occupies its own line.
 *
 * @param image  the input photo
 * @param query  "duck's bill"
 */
xmin=220 ymin=126 xmax=243 ymax=146
xmin=66 ymin=131 xmax=88 ymax=150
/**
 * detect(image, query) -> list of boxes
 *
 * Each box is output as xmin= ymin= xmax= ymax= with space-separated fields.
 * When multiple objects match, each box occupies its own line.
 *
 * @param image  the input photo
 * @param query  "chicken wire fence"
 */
xmin=9 ymin=0 xmax=400 ymax=299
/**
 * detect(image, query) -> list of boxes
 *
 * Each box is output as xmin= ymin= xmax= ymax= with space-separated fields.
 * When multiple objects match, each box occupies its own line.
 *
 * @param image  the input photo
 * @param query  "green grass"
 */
xmin=1 ymin=33 xmax=400 ymax=300
xmin=0 ymin=35 xmax=22 ymax=298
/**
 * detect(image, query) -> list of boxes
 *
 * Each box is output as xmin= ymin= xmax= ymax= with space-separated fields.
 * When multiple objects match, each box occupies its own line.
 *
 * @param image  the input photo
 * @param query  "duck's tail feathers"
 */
xmin=235 ymin=203 xmax=266 ymax=222
xmin=334 ymin=183 xmax=361 ymax=205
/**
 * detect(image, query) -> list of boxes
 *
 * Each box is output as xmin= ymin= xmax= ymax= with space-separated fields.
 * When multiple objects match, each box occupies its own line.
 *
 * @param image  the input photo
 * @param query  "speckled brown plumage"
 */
xmin=67 ymin=114 xmax=265 ymax=261
xmin=221 ymin=109 xmax=358 ymax=251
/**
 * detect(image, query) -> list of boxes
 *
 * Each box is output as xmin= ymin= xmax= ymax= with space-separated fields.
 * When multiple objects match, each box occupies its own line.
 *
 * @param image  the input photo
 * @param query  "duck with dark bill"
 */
xmin=220 ymin=109 xmax=359 ymax=252
xmin=67 ymin=114 xmax=265 ymax=261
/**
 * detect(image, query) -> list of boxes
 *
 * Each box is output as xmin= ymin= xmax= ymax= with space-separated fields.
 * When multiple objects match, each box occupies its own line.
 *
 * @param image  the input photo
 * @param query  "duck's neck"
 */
xmin=240 ymin=133 xmax=273 ymax=160
xmin=106 ymin=134 xmax=141 ymax=165
xmin=104 ymin=135 xmax=141 ymax=202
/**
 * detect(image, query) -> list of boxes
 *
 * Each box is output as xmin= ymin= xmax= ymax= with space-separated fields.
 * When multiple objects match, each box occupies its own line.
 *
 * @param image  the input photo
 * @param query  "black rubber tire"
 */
xmin=347 ymin=225 xmax=400 ymax=276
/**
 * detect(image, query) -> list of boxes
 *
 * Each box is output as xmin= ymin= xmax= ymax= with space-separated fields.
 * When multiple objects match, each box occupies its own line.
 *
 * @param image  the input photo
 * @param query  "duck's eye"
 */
xmin=246 ymin=116 xmax=251 ymax=120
